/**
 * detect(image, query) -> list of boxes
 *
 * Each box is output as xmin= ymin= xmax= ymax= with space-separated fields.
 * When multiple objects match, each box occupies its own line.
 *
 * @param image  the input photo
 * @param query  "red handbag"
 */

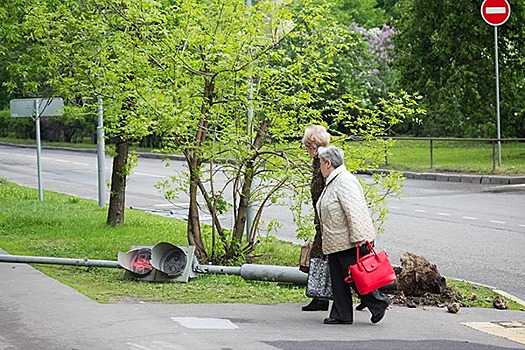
xmin=344 ymin=241 xmax=396 ymax=295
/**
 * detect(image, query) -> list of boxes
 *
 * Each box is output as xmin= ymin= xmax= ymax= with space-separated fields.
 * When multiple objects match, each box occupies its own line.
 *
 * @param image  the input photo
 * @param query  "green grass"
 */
xmin=0 ymin=180 xmax=523 ymax=309
xmin=0 ymin=180 xmax=306 ymax=304
xmin=383 ymin=140 xmax=525 ymax=175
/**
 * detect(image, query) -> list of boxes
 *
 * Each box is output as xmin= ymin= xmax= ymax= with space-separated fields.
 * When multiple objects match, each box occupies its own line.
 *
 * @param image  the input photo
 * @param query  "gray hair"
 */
xmin=302 ymin=125 xmax=330 ymax=149
xmin=318 ymin=146 xmax=344 ymax=168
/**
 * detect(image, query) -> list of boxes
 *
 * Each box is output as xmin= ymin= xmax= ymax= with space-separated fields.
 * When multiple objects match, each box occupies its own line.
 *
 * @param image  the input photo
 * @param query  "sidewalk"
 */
xmin=1 ymin=248 xmax=524 ymax=350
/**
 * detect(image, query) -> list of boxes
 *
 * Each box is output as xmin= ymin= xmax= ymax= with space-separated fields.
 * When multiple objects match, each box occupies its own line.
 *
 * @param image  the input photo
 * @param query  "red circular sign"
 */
xmin=481 ymin=0 xmax=511 ymax=26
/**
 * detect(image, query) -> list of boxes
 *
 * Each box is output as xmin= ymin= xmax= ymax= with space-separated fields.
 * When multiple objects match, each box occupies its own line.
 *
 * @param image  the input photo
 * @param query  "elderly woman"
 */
xmin=301 ymin=125 xmax=331 ymax=311
xmin=316 ymin=146 xmax=390 ymax=325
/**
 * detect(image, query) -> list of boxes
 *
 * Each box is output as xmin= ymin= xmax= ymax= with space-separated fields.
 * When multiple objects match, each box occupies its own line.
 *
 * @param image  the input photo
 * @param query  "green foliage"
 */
xmin=0 ymin=109 xmax=35 ymax=139
xmin=310 ymin=0 xmax=388 ymax=28
xmin=0 ymin=0 xmax=414 ymax=264
xmin=393 ymin=0 xmax=525 ymax=138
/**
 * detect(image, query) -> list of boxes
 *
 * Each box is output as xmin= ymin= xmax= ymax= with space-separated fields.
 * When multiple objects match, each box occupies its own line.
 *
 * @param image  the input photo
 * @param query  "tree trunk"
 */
xmin=184 ymin=75 xmax=214 ymax=261
xmin=106 ymin=138 xmax=131 ymax=226
xmin=233 ymin=120 xmax=268 ymax=243
xmin=186 ymin=161 xmax=207 ymax=261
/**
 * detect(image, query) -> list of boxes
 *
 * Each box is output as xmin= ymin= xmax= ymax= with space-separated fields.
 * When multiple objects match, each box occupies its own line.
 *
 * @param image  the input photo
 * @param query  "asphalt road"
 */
xmin=1 ymin=144 xmax=524 ymax=301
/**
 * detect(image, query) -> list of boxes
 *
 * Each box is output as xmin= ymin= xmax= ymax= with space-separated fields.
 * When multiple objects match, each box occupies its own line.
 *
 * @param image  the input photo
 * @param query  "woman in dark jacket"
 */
xmin=301 ymin=125 xmax=331 ymax=311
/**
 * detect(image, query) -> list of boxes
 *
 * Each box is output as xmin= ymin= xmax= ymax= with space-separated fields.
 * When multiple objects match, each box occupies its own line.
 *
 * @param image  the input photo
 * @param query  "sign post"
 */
xmin=97 ymin=97 xmax=106 ymax=207
xmin=481 ymin=0 xmax=510 ymax=167
xmin=10 ymin=97 xmax=64 ymax=201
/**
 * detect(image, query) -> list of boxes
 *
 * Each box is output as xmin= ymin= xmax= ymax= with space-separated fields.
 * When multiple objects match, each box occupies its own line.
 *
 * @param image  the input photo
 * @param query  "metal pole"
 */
xmin=198 ymin=264 xmax=307 ymax=285
xmin=245 ymin=0 xmax=255 ymax=240
xmin=0 ymin=254 xmax=307 ymax=285
xmin=494 ymin=26 xmax=502 ymax=167
xmin=97 ymin=97 xmax=106 ymax=207
xmin=429 ymin=139 xmax=434 ymax=169
xmin=0 ymin=254 xmax=121 ymax=268
xmin=492 ymin=141 xmax=496 ymax=171
xmin=34 ymin=99 xmax=44 ymax=202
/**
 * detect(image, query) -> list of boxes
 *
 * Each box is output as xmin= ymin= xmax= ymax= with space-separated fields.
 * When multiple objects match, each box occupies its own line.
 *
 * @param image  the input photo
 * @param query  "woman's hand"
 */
xmin=354 ymin=240 xmax=365 ymax=247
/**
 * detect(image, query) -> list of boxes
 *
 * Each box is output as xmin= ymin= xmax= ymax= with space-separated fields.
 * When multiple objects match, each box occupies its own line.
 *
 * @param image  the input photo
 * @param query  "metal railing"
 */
xmin=380 ymin=137 xmax=525 ymax=171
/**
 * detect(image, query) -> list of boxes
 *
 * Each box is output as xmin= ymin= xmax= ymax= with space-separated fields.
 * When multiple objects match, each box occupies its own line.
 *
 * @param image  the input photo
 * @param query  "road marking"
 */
xmin=171 ymin=317 xmax=238 ymax=329
xmin=126 ymin=341 xmax=186 ymax=349
xmin=462 ymin=216 xmax=479 ymax=220
xmin=390 ymin=206 xmax=401 ymax=210
xmin=415 ymin=209 xmax=426 ymax=213
xmin=490 ymin=220 xmax=506 ymax=224
xmin=519 ymin=224 xmax=525 ymax=228
xmin=133 ymin=172 xmax=165 ymax=178
xmin=436 ymin=212 xmax=451 ymax=216
xmin=54 ymin=159 xmax=70 ymax=163
xmin=462 ymin=321 xmax=525 ymax=345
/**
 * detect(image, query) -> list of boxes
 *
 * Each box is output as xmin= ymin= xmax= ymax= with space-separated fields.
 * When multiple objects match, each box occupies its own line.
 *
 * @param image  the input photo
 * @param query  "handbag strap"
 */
xmin=356 ymin=240 xmax=377 ymax=263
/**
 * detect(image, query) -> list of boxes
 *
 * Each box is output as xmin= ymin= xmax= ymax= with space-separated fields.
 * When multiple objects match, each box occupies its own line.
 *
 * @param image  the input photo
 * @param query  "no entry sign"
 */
xmin=481 ymin=0 xmax=511 ymax=26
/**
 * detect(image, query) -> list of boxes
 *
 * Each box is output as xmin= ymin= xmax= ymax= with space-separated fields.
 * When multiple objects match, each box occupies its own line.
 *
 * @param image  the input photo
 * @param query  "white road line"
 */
xmin=126 ymin=340 xmax=187 ymax=350
xmin=133 ymin=172 xmax=165 ymax=178
xmin=415 ymin=209 xmax=426 ymax=213
xmin=436 ymin=212 xmax=451 ymax=216
xmin=171 ymin=317 xmax=238 ymax=329
xmin=126 ymin=343 xmax=154 ymax=350
xmin=519 ymin=224 xmax=525 ymax=228
xmin=54 ymin=159 xmax=70 ymax=163
xmin=126 ymin=341 xmax=185 ymax=350
xmin=390 ymin=206 xmax=401 ymax=210
xmin=490 ymin=220 xmax=506 ymax=224
xmin=462 ymin=216 xmax=479 ymax=220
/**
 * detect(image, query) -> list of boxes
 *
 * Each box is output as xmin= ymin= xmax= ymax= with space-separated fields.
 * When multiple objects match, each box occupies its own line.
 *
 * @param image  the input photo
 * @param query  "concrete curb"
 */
xmin=359 ymin=168 xmax=525 ymax=185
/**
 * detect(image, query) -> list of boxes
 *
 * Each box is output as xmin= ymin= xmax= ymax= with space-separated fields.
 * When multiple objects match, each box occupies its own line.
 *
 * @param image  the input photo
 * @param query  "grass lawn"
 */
xmin=0 ymin=179 xmax=522 ymax=310
xmin=383 ymin=139 xmax=525 ymax=175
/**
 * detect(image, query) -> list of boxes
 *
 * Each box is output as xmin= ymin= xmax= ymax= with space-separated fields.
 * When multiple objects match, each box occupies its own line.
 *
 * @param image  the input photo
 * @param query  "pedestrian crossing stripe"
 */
xmin=461 ymin=321 xmax=525 ymax=345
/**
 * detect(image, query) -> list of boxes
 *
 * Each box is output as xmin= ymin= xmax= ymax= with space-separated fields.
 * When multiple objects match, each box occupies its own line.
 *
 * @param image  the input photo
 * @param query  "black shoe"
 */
xmin=324 ymin=317 xmax=353 ymax=325
xmin=302 ymin=299 xmax=329 ymax=311
xmin=355 ymin=303 xmax=367 ymax=311
xmin=371 ymin=307 xmax=387 ymax=324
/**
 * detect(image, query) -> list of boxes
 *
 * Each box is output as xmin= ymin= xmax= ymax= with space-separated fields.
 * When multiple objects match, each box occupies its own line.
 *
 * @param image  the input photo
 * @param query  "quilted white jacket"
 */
xmin=316 ymin=165 xmax=376 ymax=255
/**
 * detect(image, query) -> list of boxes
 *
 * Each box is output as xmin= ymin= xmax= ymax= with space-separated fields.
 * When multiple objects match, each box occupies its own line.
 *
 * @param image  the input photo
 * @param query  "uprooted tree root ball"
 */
xmin=376 ymin=252 xmax=467 ymax=309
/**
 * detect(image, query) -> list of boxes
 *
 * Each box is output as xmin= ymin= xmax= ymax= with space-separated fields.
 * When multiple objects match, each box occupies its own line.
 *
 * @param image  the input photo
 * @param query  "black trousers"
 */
xmin=328 ymin=245 xmax=390 ymax=322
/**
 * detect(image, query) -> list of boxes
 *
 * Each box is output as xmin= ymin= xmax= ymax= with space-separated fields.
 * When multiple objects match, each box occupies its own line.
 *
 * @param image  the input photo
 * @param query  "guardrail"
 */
xmin=380 ymin=137 xmax=525 ymax=171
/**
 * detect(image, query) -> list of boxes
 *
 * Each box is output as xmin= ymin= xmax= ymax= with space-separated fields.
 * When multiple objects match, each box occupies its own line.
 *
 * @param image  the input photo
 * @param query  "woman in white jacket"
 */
xmin=316 ymin=146 xmax=390 ymax=325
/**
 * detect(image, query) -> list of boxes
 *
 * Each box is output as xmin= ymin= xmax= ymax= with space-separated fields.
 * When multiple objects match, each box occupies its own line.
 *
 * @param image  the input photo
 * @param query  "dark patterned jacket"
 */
xmin=310 ymin=156 xmax=325 ymax=259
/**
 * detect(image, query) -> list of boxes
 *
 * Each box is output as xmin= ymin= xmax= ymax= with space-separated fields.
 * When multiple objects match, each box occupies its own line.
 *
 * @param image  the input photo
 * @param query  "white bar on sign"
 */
xmin=486 ymin=7 xmax=506 ymax=14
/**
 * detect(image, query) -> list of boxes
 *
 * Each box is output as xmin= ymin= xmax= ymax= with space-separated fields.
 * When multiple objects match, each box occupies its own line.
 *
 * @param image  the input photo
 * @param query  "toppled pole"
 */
xmin=0 ymin=254 xmax=120 ymax=268
xmin=0 ymin=254 xmax=307 ymax=285
xmin=198 ymin=264 xmax=307 ymax=285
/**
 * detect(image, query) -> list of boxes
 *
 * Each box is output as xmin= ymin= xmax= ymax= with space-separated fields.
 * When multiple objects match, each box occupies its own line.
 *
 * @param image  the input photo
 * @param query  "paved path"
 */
xmin=1 ymin=249 xmax=524 ymax=350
